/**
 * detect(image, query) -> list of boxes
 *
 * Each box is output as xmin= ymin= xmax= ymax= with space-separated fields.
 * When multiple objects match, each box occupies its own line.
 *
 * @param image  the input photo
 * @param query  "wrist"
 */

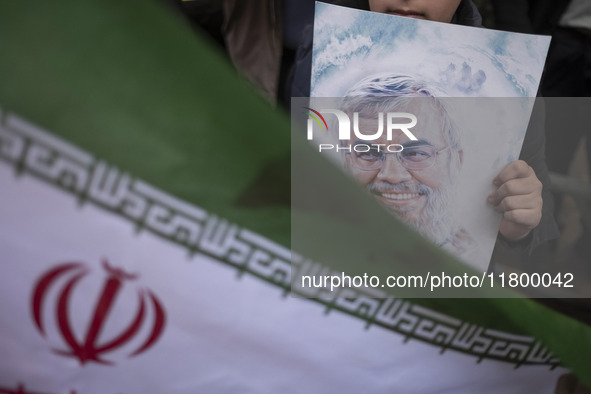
xmin=499 ymin=230 xmax=533 ymax=247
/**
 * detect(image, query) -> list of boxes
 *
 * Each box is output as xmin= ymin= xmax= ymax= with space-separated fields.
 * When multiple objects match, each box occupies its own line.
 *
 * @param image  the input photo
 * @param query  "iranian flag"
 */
xmin=0 ymin=1 xmax=590 ymax=393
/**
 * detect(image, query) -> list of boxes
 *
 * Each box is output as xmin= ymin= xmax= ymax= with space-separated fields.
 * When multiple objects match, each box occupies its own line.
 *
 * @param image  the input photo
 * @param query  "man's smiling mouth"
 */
xmin=381 ymin=192 xmax=420 ymax=200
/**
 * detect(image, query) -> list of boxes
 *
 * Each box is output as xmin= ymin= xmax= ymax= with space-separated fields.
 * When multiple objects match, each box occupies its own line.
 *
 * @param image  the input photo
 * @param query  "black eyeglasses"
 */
xmin=347 ymin=143 xmax=449 ymax=171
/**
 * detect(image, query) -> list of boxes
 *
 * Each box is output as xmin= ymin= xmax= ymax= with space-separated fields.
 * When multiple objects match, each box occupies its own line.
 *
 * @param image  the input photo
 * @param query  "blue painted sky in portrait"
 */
xmin=311 ymin=2 xmax=550 ymax=98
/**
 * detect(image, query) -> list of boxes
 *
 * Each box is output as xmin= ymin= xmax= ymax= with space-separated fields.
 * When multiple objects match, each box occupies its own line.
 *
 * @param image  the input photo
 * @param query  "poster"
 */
xmin=309 ymin=3 xmax=551 ymax=270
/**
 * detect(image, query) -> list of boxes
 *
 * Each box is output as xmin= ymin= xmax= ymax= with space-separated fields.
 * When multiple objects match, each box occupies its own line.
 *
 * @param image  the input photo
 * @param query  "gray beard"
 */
xmin=368 ymin=181 xmax=458 ymax=246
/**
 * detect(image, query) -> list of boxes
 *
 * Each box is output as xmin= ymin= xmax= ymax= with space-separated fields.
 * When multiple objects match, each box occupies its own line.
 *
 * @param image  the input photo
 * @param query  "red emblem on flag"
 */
xmin=31 ymin=260 xmax=166 ymax=365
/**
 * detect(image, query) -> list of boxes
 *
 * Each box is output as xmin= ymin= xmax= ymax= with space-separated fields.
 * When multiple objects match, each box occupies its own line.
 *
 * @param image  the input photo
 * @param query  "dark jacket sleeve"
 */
xmin=522 ymin=98 xmax=560 ymax=252
xmin=496 ymin=98 xmax=560 ymax=255
xmin=291 ymin=24 xmax=314 ymax=98
xmin=490 ymin=0 xmax=534 ymax=33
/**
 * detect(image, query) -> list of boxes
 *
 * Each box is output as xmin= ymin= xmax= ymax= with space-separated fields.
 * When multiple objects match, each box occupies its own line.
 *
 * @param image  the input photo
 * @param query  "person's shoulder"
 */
xmin=453 ymin=0 xmax=483 ymax=27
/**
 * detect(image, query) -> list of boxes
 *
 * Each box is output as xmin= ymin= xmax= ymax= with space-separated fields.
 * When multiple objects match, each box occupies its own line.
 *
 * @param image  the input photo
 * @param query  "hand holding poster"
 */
xmin=305 ymin=2 xmax=552 ymax=270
